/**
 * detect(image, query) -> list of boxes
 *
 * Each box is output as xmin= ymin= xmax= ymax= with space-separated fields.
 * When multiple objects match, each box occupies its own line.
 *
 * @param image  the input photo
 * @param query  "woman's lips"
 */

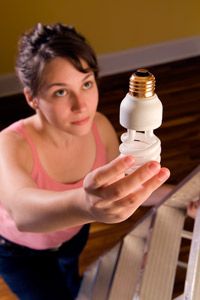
xmin=71 ymin=117 xmax=90 ymax=126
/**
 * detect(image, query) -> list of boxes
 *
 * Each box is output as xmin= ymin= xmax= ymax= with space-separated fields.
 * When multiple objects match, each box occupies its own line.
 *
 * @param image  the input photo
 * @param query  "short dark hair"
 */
xmin=16 ymin=23 xmax=99 ymax=96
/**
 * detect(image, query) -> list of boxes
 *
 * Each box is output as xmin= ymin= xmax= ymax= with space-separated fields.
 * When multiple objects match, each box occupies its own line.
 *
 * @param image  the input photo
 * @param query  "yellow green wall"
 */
xmin=1 ymin=0 xmax=200 ymax=75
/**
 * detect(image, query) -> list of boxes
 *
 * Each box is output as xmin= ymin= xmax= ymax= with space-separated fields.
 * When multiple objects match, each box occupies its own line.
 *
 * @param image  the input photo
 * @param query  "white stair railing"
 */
xmin=77 ymin=165 xmax=200 ymax=300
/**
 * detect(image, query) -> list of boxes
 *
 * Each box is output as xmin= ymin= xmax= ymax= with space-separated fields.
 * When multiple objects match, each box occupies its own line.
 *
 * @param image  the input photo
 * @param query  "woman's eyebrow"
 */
xmin=81 ymin=72 xmax=94 ymax=81
xmin=46 ymin=82 xmax=67 ymax=89
xmin=46 ymin=72 xmax=94 ymax=90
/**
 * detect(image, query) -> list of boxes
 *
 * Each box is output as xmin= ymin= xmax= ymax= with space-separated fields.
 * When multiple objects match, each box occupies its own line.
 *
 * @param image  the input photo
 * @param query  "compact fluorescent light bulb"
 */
xmin=119 ymin=69 xmax=163 ymax=173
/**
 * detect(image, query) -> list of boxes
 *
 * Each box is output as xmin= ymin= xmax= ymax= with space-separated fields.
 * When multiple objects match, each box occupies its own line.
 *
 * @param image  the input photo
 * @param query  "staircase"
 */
xmin=78 ymin=165 xmax=200 ymax=300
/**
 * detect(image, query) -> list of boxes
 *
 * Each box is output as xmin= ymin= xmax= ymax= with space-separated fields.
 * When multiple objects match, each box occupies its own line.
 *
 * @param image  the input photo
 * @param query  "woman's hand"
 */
xmin=83 ymin=155 xmax=170 ymax=224
xmin=187 ymin=199 xmax=200 ymax=219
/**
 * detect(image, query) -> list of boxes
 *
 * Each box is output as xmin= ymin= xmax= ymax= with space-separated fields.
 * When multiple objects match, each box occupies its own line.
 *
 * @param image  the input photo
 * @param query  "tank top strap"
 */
xmin=92 ymin=122 xmax=107 ymax=169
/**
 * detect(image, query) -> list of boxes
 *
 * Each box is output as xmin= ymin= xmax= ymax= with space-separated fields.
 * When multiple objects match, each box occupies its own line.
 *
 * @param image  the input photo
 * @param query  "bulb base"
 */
xmin=129 ymin=69 xmax=155 ymax=98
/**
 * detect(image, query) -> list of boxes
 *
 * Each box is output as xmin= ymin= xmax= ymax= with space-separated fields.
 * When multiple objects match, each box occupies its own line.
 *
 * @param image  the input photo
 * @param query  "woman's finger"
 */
xmin=101 ymin=167 xmax=170 ymax=222
xmin=84 ymin=155 xmax=135 ymax=189
xmin=110 ymin=167 xmax=170 ymax=208
xmin=96 ymin=161 xmax=162 ymax=201
xmin=133 ymin=168 xmax=170 ymax=200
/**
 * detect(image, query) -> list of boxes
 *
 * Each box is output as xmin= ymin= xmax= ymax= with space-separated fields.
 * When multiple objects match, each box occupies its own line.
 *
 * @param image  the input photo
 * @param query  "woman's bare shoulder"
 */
xmin=0 ymin=126 xmax=32 ymax=172
xmin=0 ymin=128 xmax=25 ymax=146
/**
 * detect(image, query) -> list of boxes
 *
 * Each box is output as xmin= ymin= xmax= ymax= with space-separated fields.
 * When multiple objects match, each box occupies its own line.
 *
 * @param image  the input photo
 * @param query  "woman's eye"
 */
xmin=83 ymin=81 xmax=93 ymax=90
xmin=55 ymin=89 xmax=67 ymax=97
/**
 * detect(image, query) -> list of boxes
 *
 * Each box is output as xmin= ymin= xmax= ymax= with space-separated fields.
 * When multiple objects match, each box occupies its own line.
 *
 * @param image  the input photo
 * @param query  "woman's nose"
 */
xmin=71 ymin=93 xmax=87 ymax=112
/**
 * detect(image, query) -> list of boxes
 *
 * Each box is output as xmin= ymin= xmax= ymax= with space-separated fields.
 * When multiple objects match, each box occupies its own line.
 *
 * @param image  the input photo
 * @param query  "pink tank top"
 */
xmin=0 ymin=120 xmax=107 ymax=249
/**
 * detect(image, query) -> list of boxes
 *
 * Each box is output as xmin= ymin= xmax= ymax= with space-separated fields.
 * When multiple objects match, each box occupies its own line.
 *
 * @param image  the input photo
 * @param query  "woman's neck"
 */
xmin=24 ymin=115 xmax=78 ymax=148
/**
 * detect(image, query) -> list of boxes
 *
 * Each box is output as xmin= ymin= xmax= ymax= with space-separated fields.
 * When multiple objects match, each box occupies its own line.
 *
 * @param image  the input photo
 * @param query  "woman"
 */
xmin=0 ymin=23 xmax=170 ymax=299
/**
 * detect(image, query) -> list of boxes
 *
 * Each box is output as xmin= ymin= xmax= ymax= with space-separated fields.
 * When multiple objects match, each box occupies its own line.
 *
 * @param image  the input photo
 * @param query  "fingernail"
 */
xmin=158 ymin=169 xmax=170 ymax=181
xmin=124 ymin=155 xmax=135 ymax=165
xmin=148 ymin=162 xmax=160 ymax=172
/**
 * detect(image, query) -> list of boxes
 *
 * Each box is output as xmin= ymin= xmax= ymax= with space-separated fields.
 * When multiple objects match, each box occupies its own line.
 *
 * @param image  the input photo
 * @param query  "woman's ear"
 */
xmin=23 ymin=87 xmax=39 ymax=110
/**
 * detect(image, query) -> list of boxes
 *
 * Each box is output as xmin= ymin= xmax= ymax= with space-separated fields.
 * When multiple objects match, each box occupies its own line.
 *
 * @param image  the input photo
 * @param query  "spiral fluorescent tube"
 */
xmin=119 ymin=69 xmax=163 ymax=174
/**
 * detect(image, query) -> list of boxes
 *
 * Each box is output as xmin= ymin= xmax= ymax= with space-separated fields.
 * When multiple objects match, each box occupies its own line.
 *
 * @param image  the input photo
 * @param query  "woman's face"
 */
xmin=34 ymin=57 xmax=98 ymax=136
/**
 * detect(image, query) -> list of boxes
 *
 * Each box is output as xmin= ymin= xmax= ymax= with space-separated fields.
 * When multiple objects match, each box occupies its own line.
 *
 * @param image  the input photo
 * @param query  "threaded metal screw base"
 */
xmin=129 ymin=69 xmax=155 ymax=98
